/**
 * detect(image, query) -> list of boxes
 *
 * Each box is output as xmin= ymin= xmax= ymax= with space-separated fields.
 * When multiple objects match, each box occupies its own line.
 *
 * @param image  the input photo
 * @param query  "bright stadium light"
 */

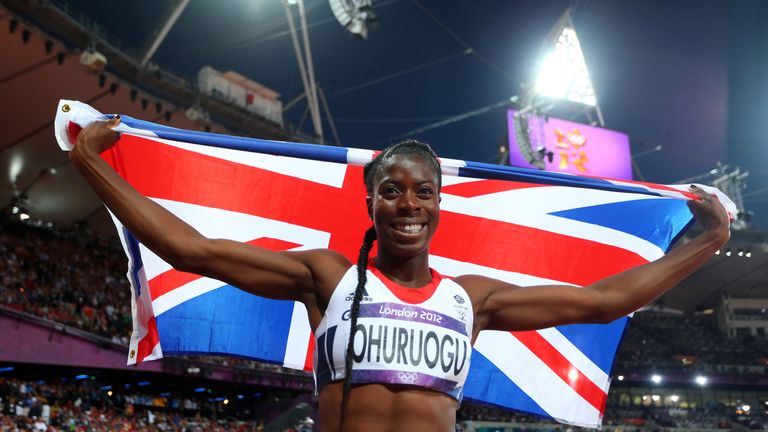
xmin=651 ymin=374 xmax=662 ymax=384
xmin=742 ymin=404 xmax=751 ymax=413
xmin=617 ymin=375 xmax=624 ymax=381
xmin=670 ymin=395 xmax=680 ymax=402
xmin=695 ymin=375 xmax=708 ymax=386
xmin=651 ymin=395 xmax=661 ymax=402
xmin=534 ymin=19 xmax=597 ymax=107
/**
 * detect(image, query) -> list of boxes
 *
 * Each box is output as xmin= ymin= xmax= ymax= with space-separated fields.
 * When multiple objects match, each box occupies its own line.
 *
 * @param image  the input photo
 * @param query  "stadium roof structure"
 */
xmin=1 ymin=0 xmax=768 ymax=313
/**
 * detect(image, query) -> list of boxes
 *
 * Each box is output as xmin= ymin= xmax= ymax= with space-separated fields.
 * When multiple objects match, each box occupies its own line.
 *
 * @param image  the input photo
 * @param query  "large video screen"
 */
xmin=507 ymin=110 xmax=632 ymax=180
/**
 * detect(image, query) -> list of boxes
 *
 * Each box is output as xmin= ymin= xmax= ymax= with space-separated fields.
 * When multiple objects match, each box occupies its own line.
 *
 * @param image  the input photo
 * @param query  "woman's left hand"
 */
xmin=687 ymin=185 xmax=730 ymax=242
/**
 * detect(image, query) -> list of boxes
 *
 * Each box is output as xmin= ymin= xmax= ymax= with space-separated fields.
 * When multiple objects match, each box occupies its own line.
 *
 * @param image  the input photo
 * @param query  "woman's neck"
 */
xmin=373 ymin=252 xmax=432 ymax=288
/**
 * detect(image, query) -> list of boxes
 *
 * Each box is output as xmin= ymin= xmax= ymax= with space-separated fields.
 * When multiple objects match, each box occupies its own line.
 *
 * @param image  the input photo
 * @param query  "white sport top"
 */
xmin=313 ymin=262 xmax=474 ymax=401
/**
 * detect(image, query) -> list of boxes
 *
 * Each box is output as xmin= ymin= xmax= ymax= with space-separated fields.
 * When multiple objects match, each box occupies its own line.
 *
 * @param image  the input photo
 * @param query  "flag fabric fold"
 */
xmin=54 ymin=100 xmax=734 ymax=428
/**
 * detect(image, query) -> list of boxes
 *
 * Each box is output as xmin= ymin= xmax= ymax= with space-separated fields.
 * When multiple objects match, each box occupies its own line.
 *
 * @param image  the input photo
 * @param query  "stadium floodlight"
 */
xmin=670 ymin=395 xmax=680 ymax=402
xmin=695 ymin=375 xmax=708 ymax=386
xmin=329 ymin=0 xmax=378 ymax=39
xmin=617 ymin=375 xmax=624 ymax=381
xmin=742 ymin=404 xmax=751 ymax=413
xmin=651 ymin=395 xmax=660 ymax=402
xmin=651 ymin=374 xmax=662 ymax=384
xmin=534 ymin=10 xmax=598 ymax=107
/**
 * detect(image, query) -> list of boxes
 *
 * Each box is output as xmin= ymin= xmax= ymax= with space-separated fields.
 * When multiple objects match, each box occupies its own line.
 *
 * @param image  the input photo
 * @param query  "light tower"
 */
xmin=514 ymin=8 xmax=605 ymax=169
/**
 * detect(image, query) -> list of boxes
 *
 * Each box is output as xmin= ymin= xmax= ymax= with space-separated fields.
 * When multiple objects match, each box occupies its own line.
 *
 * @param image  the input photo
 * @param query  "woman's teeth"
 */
xmin=395 ymin=224 xmax=424 ymax=234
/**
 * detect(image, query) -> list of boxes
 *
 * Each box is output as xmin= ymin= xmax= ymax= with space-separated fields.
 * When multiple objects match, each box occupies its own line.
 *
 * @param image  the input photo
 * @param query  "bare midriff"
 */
xmin=318 ymin=381 xmax=458 ymax=432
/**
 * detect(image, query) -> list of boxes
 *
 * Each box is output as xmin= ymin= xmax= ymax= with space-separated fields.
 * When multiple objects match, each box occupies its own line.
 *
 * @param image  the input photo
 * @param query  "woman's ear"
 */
xmin=366 ymin=196 xmax=373 ymax=219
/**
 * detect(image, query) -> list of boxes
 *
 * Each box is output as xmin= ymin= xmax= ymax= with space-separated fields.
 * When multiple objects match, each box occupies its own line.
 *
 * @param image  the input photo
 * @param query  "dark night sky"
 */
xmin=59 ymin=0 xmax=768 ymax=227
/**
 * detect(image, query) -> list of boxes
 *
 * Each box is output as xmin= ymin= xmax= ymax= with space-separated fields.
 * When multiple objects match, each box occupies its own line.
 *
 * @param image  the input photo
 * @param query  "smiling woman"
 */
xmin=69 ymin=119 xmax=730 ymax=432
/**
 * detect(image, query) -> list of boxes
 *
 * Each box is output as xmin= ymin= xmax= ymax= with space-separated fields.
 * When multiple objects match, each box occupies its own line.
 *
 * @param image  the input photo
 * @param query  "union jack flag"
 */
xmin=54 ymin=100 xmax=734 ymax=428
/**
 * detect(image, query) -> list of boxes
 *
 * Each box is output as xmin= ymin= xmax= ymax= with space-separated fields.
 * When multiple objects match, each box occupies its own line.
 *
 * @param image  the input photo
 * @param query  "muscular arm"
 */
xmin=463 ymin=187 xmax=730 ymax=337
xmin=70 ymin=119 xmax=347 ymax=303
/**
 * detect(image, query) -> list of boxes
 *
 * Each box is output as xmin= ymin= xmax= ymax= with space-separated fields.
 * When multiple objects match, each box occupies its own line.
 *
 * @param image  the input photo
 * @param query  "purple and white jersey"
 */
xmin=314 ymin=264 xmax=474 ymax=401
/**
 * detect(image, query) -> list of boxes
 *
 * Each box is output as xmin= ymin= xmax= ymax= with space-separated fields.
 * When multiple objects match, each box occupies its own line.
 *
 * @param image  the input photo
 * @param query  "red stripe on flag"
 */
xmin=147 ymin=237 xmax=302 ymax=301
xmin=303 ymin=332 xmax=315 ymax=371
xmin=67 ymin=121 xmax=82 ymax=146
xmin=136 ymin=316 xmax=160 ymax=364
xmin=149 ymin=269 xmax=201 ymax=300
xmin=435 ymin=211 xmax=647 ymax=286
xmin=513 ymin=330 xmax=607 ymax=413
xmin=442 ymin=180 xmax=546 ymax=198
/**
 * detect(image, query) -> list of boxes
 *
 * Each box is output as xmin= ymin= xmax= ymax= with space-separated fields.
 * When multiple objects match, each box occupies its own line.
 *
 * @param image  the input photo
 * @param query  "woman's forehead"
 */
xmin=375 ymin=154 xmax=439 ymax=182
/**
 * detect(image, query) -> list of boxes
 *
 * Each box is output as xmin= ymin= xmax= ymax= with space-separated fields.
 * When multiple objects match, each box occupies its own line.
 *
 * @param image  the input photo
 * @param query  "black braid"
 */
xmin=339 ymin=139 xmax=440 ymax=428
xmin=339 ymin=226 xmax=376 ymax=428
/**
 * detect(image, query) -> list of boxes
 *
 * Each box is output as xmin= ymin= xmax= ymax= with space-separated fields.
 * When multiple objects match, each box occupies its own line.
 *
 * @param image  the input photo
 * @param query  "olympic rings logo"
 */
xmin=397 ymin=372 xmax=418 ymax=384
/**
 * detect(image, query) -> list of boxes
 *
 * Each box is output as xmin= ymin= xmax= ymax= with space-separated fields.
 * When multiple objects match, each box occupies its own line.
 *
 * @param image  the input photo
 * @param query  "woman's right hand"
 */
xmin=72 ymin=116 xmax=122 ymax=158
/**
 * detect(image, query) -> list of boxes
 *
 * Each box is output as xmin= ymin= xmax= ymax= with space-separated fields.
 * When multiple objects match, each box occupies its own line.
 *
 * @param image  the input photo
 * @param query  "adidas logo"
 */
xmin=345 ymin=289 xmax=373 ymax=302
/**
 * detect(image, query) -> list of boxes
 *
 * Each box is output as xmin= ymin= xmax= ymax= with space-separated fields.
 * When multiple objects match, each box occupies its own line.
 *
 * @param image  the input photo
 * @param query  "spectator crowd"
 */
xmin=0 ymin=377 xmax=266 ymax=431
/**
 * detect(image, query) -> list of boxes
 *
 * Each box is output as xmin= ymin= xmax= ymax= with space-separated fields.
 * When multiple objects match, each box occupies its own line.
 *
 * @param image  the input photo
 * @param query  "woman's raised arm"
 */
xmin=70 ymin=118 xmax=346 ymax=303
xmin=462 ymin=185 xmax=730 ymax=337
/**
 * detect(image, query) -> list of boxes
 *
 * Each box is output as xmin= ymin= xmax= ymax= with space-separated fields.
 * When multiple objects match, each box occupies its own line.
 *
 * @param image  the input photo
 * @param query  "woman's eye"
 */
xmin=418 ymin=187 xmax=434 ymax=196
xmin=382 ymin=187 xmax=399 ymax=196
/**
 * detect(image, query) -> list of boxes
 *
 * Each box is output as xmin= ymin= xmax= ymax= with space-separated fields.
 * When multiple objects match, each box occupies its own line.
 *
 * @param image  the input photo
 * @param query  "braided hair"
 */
xmin=339 ymin=139 xmax=441 ymax=427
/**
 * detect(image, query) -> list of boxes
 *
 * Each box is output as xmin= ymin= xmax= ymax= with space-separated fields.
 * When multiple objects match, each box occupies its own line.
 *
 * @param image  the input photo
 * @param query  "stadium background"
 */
xmin=1 ymin=0 xmax=768 ymax=430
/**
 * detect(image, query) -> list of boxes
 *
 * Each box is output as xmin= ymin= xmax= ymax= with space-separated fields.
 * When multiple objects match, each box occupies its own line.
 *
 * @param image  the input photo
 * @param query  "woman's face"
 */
xmin=367 ymin=154 xmax=440 ymax=258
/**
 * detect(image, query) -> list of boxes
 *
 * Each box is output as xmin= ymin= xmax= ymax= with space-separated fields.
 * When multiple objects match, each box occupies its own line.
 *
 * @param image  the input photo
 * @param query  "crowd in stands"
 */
xmin=0 ymin=221 xmax=132 ymax=345
xmin=616 ymin=310 xmax=768 ymax=376
xmin=0 ymin=376 xmax=268 ymax=431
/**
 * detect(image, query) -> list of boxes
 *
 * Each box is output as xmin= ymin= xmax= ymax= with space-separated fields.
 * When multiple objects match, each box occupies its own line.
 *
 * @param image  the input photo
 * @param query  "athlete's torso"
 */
xmin=314 ymin=263 xmax=474 ymax=401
